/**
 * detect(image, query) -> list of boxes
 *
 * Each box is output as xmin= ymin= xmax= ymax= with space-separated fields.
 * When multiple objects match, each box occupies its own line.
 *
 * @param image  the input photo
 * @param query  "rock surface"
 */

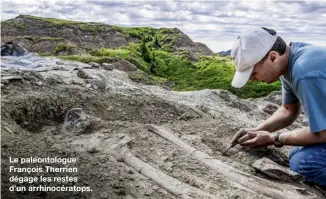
xmin=1 ymin=42 xmax=27 ymax=56
xmin=1 ymin=55 xmax=324 ymax=199
xmin=1 ymin=15 xmax=214 ymax=56
xmin=252 ymin=157 xmax=304 ymax=182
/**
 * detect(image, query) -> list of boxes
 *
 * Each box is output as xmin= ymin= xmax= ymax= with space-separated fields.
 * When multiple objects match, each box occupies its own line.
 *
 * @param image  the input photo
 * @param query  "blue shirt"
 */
xmin=280 ymin=42 xmax=326 ymax=133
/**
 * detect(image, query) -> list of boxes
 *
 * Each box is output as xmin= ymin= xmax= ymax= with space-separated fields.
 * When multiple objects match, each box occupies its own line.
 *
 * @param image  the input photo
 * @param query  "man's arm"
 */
xmin=280 ymin=127 xmax=326 ymax=146
xmin=256 ymin=103 xmax=301 ymax=132
xmin=239 ymin=127 xmax=326 ymax=147
xmin=230 ymin=103 xmax=301 ymax=145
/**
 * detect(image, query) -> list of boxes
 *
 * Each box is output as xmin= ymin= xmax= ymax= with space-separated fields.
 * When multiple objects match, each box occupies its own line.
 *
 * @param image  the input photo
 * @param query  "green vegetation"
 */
xmin=37 ymin=37 xmax=65 ymax=42
xmin=152 ymin=53 xmax=281 ymax=98
xmin=140 ymin=38 xmax=151 ymax=62
xmin=192 ymin=56 xmax=282 ymax=98
xmin=152 ymin=75 xmax=169 ymax=84
xmin=16 ymin=36 xmax=34 ymax=41
xmin=89 ymin=43 xmax=149 ymax=72
xmin=21 ymin=15 xmax=81 ymax=25
xmin=60 ymin=43 xmax=281 ymax=98
xmin=90 ymin=48 xmax=131 ymax=58
xmin=156 ymin=28 xmax=181 ymax=52
xmin=14 ymin=36 xmax=64 ymax=42
xmin=137 ymin=49 xmax=280 ymax=98
xmin=59 ymin=42 xmax=150 ymax=72
xmin=111 ymin=26 xmax=155 ymax=39
xmin=37 ymin=52 xmax=52 ymax=56
xmin=111 ymin=26 xmax=181 ymax=52
xmin=58 ymin=55 xmax=108 ymax=63
xmin=152 ymin=35 xmax=160 ymax=49
xmin=1 ymin=20 xmax=27 ymax=30
xmin=11 ymin=15 xmax=280 ymax=98
xmin=0 ymin=20 xmax=10 ymax=26
xmin=54 ymin=44 xmax=77 ymax=54
xmin=150 ymin=50 xmax=157 ymax=74
xmin=79 ymin=23 xmax=108 ymax=33
xmin=17 ymin=15 xmax=108 ymax=33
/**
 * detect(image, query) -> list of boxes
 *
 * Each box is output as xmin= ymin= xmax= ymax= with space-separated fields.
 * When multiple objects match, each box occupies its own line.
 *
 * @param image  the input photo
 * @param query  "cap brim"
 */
xmin=231 ymin=66 xmax=254 ymax=88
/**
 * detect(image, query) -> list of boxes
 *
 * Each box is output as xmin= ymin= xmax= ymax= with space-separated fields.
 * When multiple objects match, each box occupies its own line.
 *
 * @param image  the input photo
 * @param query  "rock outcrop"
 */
xmin=216 ymin=49 xmax=231 ymax=56
xmin=1 ymin=15 xmax=214 ymax=56
xmin=1 ymin=54 xmax=324 ymax=199
xmin=1 ymin=42 xmax=27 ymax=56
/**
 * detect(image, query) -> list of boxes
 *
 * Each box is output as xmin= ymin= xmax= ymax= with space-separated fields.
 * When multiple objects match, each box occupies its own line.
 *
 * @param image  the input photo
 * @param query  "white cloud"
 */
xmin=1 ymin=0 xmax=325 ymax=52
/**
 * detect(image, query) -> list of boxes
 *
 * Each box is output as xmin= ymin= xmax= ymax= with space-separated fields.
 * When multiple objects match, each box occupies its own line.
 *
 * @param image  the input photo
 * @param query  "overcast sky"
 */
xmin=1 ymin=0 xmax=326 ymax=52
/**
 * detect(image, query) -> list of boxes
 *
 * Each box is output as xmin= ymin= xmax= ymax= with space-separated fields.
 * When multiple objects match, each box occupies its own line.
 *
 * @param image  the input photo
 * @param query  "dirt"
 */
xmin=1 ymin=58 xmax=324 ymax=199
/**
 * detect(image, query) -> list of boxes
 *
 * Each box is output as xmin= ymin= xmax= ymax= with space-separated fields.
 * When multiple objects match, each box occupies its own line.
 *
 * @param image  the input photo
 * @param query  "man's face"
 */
xmin=249 ymin=52 xmax=280 ymax=84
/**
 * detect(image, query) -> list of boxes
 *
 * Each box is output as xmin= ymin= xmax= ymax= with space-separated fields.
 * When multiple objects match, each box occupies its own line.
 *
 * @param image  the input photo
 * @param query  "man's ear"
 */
xmin=268 ymin=51 xmax=278 ymax=63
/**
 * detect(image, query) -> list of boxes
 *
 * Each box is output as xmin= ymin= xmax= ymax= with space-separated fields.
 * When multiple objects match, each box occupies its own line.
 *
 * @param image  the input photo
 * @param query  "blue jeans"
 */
xmin=289 ymin=143 xmax=326 ymax=186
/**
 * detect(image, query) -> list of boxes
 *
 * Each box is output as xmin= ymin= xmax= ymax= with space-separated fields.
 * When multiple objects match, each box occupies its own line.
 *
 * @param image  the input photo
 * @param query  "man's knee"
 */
xmin=289 ymin=145 xmax=326 ymax=185
xmin=289 ymin=147 xmax=303 ymax=173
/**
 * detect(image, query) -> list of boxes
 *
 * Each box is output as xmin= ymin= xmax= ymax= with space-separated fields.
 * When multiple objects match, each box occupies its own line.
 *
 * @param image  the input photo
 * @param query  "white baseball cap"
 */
xmin=231 ymin=27 xmax=278 ymax=88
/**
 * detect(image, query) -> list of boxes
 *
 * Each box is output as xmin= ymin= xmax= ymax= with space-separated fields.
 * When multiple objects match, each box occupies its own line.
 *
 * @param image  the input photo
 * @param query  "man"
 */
xmin=230 ymin=27 xmax=326 ymax=186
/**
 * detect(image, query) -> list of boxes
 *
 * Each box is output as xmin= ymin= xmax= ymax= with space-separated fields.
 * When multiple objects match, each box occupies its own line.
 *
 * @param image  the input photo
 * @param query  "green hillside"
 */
xmin=60 ymin=42 xmax=281 ymax=99
xmin=1 ymin=15 xmax=281 ymax=98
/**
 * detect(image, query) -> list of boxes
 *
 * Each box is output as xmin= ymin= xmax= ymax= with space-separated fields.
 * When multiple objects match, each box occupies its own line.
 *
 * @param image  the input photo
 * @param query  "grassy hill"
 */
xmin=59 ymin=43 xmax=281 ymax=99
xmin=1 ymin=15 xmax=282 ymax=98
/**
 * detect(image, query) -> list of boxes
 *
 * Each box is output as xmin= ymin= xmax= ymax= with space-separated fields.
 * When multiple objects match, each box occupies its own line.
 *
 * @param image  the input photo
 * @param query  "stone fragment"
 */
xmin=100 ymin=192 xmax=109 ymax=199
xmin=77 ymin=69 xmax=89 ymax=79
xmin=36 ymin=81 xmax=43 ymax=86
xmin=87 ymin=147 xmax=100 ymax=154
xmin=1 ymin=42 xmax=26 ymax=56
xmin=102 ymin=63 xmax=116 ymax=70
xmin=252 ymin=157 xmax=304 ymax=182
xmin=89 ymin=62 xmax=100 ymax=68
xmin=62 ymin=108 xmax=93 ymax=135
xmin=56 ymin=61 xmax=65 ymax=65
xmin=115 ymin=60 xmax=137 ymax=72
xmin=88 ymin=75 xmax=101 ymax=80
xmin=1 ymin=76 xmax=23 ymax=81
xmin=8 ymin=67 xmax=21 ymax=74
xmin=85 ymin=79 xmax=106 ymax=90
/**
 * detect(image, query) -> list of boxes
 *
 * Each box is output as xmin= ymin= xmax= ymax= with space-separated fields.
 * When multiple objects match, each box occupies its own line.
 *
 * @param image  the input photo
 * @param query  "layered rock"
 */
xmin=1 ymin=15 xmax=214 ymax=56
xmin=1 ymin=54 xmax=324 ymax=199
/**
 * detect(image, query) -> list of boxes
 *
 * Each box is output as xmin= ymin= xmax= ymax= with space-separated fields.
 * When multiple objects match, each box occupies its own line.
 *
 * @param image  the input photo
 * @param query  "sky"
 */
xmin=1 ymin=0 xmax=326 ymax=52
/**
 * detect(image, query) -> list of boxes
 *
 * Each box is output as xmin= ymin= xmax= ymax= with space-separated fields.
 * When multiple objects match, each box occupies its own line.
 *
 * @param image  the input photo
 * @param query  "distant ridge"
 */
xmin=217 ymin=49 xmax=231 ymax=56
xmin=1 ymin=15 xmax=214 ymax=56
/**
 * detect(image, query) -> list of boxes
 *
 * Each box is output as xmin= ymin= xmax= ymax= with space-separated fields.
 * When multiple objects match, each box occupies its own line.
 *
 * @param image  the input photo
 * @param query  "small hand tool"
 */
xmin=221 ymin=142 xmax=237 ymax=155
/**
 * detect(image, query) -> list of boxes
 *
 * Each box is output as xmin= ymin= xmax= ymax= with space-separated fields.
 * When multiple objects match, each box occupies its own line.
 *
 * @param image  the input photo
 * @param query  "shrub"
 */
xmin=54 ymin=44 xmax=76 ymax=54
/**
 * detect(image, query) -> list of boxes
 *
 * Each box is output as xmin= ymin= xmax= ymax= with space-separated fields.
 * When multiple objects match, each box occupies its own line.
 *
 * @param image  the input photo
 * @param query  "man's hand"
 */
xmin=230 ymin=128 xmax=259 ymax=147
xmin=238 ymin=131 xmax=274 ymax=148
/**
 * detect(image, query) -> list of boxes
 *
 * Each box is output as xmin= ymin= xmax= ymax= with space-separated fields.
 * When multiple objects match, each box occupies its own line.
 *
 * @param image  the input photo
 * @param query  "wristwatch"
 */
xmin=274 ymin=132 xmax=283 ymax=148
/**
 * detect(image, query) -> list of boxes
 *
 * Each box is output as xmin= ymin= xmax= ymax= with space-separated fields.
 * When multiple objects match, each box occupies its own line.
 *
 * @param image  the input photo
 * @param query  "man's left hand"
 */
xmin=238 ymin=130 xmax=274 ymax=148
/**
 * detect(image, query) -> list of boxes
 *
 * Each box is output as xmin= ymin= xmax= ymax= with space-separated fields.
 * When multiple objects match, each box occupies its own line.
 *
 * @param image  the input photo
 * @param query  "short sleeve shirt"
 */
xmin=280 ymin=42 xmax=326 ymax=133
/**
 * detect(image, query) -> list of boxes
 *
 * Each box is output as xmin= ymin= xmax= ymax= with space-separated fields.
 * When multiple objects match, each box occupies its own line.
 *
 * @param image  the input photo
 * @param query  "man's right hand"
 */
xmin=230 ymin=128 xmax=259 ymax=147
